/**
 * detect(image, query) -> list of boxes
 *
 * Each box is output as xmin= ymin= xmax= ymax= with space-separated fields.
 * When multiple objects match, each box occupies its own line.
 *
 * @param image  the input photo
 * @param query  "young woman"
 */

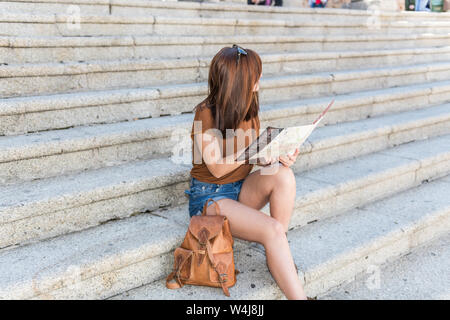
xmin=184 ymin=44 xmax=307 ymax=300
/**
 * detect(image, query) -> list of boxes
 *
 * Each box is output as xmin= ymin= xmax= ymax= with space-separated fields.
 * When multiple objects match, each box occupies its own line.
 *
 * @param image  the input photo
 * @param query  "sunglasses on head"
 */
xmin=232 ymin=44 xmax=247 ymax=67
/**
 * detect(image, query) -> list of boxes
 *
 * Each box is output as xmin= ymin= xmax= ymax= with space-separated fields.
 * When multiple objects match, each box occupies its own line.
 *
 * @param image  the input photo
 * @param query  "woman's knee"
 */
xmin=274 ymin=165 xmax=296 ymax=188
xmin=262 ymin=217 xmax=286 ymax=244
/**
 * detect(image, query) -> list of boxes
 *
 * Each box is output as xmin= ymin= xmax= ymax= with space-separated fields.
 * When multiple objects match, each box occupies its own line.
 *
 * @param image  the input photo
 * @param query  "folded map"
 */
xmin=236 ymin=99 xmax=335 ymax=163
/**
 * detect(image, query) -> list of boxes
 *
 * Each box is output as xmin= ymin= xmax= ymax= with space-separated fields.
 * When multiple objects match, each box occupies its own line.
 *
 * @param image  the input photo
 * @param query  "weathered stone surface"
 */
xmin=0 ymin=134 xmax=450 ymax=298
xmin=0 ymin=88 xmax=448 ymax=185
xmin=2 ymin=78 xmax=448 ymax=136
xmin=3 ymin=34 xmax=450 ymax=65
xmin=0 ymin=212 xmax=188 ymax=299
xmin=2 ymin=58 xmax=450 ymax=99
xmin=1 ymin=134 xmax=448 ymax=272
xmin=2 ymin=0 xmax=450 ymax=21
xmin=323 ymin=214 xmax=450 ymax=299
xmin=110 ymin=175 xmax=450 ymax=299
xmin=1 ymin=11 xmax=450 ymax=38
xmin=1 ymin=0 xmax=449 ymax=301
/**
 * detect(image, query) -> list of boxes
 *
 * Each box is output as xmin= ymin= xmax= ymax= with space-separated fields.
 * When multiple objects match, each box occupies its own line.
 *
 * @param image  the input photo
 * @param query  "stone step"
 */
xmin=2 ymin=76 xmax=449 ymax=136
xmin=2 ymin=46 xmax=450 ymax=98
xmin=2 ymin=12 xmax=450 ymax=38
xmin=1 ymin=53 xmax=449 ymax=100
xmin=0 ymin=0 xmax=111 ymax=15
xmin=1 ymin=86 xmax=449 ymax=184
xmin=112 ymin=174 xmax=450 ymax=299
xmin=2 ymin=0 xmax=450 ymax=23
xmin=3 ymin=33 xmax=449 ymax=64
xmin=0 ymin=120 xmax=448 ymax=252
xmin=1 ymin=138 xmax=449 ymax=299
xmin=0 ymin=204 xmax=207 ymax=300
xmin=108 ymin=1 xmax=450 ymax=23
xmin=322 ymin=233 xmax=450 ymax=300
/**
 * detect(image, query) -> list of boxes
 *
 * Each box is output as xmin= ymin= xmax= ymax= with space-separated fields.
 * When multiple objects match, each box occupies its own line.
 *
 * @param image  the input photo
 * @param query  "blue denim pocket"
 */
xmin=185 ymin=178 xmax=245 ymax=218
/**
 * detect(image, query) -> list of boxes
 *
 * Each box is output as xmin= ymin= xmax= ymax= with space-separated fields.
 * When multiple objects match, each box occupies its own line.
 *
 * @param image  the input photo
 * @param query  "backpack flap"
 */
xmin=188 ymin=215 xmax=225 ymax=243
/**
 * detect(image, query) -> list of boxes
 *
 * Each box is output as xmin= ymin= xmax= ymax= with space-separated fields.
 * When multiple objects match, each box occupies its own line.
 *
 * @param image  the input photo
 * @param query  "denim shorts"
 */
xmin=184 ymin=177 xmax=245 ymax=218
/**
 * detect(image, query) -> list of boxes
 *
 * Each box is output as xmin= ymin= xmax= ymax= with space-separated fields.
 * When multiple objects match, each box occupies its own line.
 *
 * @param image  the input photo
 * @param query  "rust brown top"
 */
xmin=190 ymin=103 xmax=260 ymax=184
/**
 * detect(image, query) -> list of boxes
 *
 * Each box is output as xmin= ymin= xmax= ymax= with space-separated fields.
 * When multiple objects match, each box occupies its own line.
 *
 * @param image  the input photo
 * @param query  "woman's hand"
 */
xmin=256 ymin=148 xmax=300 ymax=167
xmin=256 ymin=156 xmax=277 ymax=167
xmin=278 ymin=148 xmax=300 ymax=168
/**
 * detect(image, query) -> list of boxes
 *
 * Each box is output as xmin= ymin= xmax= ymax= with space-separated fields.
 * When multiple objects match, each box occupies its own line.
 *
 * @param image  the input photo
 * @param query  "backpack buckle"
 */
xmin=219 ymin=273 xmax=228 ymax=283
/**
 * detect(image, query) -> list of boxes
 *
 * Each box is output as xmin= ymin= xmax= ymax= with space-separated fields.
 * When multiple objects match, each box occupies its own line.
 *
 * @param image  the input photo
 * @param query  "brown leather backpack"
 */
xmin=166 ymin=198 xmax=238 ymax=297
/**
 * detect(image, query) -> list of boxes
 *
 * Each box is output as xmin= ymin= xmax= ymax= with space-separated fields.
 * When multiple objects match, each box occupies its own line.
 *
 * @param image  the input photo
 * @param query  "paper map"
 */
xmin=236 ymin=99 xmax=334 ymax=163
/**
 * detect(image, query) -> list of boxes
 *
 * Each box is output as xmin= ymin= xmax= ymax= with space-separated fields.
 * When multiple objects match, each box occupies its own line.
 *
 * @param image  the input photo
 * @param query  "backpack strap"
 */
xmin=205 ymin=240 xmax=230 ymax=297
xmin=166 ymin=250 xmax=194 ymax=290
xmin=201 ymin=198 xmax=221 ymax=216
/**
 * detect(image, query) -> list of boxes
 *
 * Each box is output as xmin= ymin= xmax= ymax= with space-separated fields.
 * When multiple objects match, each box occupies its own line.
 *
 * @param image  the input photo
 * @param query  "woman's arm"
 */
xmin=194 ymin=131 xmax=248 ymax=179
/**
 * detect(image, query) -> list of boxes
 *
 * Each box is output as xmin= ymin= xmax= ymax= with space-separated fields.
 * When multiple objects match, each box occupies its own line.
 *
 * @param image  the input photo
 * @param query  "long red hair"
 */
xmin=194 ymin=45 xmax=262 ymax=137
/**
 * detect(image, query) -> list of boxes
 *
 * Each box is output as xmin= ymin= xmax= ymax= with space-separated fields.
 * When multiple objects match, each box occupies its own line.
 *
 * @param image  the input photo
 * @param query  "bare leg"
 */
xmin=238 ymin=164 xmax=297 ymax=232
xmin=206 ymin=166 xmax=306 ymax=300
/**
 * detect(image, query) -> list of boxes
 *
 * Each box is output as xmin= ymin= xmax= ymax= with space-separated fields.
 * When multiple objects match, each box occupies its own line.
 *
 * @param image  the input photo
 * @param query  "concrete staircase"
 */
xmin=0 ymin=0 xmax=449 ymax=300
xmin=322 ymin=233 xmax=450 ymax=300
